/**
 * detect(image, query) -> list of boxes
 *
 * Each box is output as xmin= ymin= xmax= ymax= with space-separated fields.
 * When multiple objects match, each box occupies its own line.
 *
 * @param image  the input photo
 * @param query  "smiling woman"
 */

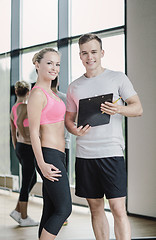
xmin=27 ymin=48 xmax=72 ymax=240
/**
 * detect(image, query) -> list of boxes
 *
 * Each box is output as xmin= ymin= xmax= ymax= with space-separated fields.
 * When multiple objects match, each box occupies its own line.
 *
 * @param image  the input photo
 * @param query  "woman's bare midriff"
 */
xmin=40 ymin=121 xmax=65 ymax=153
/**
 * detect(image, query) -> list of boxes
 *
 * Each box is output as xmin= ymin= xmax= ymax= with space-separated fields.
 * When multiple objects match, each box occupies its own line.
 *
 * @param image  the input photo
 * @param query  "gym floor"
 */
xmin=0 ymin=189 xmax=156 ymax=240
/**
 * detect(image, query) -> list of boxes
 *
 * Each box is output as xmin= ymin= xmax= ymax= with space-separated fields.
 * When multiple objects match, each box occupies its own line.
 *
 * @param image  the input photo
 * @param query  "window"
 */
xmin=0 ymin=55 xmax=10 ymax=174
xmin=101 ymin=34 xmax=125 ymax=72
xmin=71 ymin=0 xmax=124 ymax=36
xmin=0 ymin=0 xmax=11 ymax=53
xmin=21 ymin=50 xmax=38 ymax=84
xmin=21 ymin=0 xmax=58 ymax=48
xmin=1 ymin=0 xmax=125 ymax=208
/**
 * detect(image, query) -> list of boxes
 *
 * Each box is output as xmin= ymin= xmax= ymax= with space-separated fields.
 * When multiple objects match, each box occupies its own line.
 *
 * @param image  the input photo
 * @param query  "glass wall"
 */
xmin=0 ymin=0 xmax=11 ymax=53
xmin=21 ymin=0 xmax=58 ymax=48
xmin=21 ymin=50 xmax=38 ymax=84
xmin=71 ymin=0 xmax=124 ymax=36
xmin=0 ymin=0 xmax=125 ymax=206
xmin=0 ymin=0 xmax=11 ymax=180
xmin=0 ymin=55 xmax=11 ymax=175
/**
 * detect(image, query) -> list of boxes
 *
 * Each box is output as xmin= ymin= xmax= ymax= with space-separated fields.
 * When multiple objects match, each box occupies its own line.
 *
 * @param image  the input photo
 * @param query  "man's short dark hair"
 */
xmin=78 ymin=34 xmax=102 ymax=50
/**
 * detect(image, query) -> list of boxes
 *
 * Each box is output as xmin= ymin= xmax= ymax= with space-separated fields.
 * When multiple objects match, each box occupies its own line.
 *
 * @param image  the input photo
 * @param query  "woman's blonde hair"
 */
xmin=32 ymin=48 xmax=59 ymax=65
xmin=15 ymin=81 xmax=31 ymax=97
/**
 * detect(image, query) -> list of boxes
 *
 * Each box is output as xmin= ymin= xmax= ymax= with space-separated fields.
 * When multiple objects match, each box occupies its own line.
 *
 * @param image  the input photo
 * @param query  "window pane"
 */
xmin=71 ymin=0 xmax=124 ymax=36
xmin=21 ymin=0 xmax=58 ymax=48
xmin=21 ymin=51 xmax=38 ymax=84
xmin=0 ymin=56 xmax=10 ymax=174
xmin=101 ymin=34 xmax=125 ymax=72
xmin=71 ymin=42 xmax=85 ymax=81
xmin=0 ymin=0 xmax=11 ymax=53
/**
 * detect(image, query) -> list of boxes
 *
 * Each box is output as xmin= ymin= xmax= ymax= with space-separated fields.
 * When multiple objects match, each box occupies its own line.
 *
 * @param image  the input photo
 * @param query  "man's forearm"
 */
xmin=118 ymin=103 xmax=143 ymax=117
xmin=65 ymin=120 xmax=78 ymax=136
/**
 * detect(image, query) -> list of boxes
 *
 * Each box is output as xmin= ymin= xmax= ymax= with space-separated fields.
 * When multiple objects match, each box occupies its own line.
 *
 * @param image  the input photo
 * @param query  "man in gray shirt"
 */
xmin=65 ymin=34 xmax=143 ymax=240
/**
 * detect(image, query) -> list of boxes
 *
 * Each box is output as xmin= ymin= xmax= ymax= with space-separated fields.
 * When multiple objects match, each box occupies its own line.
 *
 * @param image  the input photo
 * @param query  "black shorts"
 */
xmin=75 ymin=156 xmax=127 ymax=199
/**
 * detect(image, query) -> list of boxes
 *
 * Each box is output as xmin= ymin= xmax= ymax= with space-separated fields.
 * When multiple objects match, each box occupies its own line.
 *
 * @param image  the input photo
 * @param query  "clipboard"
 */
xmin=77 ymin=93 xmax=113 ymax=127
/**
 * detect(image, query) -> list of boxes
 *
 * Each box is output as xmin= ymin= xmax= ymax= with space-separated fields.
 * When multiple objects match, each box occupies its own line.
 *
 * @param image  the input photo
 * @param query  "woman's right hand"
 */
xmin=40 ymin=162 xmax=62 ymax=182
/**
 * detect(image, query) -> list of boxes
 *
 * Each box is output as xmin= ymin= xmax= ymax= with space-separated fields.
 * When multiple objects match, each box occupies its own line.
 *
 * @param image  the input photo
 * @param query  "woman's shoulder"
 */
xmin=30 ymin=87 xmax=46 ymax=99
xmin=28 ymin=87 xmax=46 ymax=108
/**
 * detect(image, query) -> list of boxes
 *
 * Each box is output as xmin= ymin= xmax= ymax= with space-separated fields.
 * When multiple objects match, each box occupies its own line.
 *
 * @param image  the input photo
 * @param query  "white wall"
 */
xmin=127 ymin=0 xmax=156 ymax=217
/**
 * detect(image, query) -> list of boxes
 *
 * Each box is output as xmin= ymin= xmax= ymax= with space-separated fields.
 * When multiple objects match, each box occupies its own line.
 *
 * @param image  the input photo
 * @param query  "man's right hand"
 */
xmin=76 ymin=124 xmax=91 ymax=136
xmin=65 ymin=111 xmax=91 ymax=136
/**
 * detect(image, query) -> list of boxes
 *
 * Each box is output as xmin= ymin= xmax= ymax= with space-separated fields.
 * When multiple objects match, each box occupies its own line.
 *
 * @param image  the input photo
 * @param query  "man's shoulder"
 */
xmin=106 ymin=69 xmax=126 ymax=77
xmin=105 ymin=69 xmax=129 ymax=84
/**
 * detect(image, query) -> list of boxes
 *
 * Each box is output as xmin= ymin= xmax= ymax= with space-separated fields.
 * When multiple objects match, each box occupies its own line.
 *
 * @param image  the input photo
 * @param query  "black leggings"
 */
xmin=35 ymin=147 xmax=72 ymax=237
xmin=15 ymin=142 xmax=37 ymax=202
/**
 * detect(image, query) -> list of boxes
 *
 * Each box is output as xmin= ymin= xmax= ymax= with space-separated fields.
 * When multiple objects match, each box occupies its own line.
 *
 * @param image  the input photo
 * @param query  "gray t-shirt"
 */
xmin=66 ymin=69 xmax=137 ymax=158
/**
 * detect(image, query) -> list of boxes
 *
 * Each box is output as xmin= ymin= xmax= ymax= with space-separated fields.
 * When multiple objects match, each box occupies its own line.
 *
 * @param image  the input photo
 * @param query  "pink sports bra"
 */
xmin=32 ymin=86 xmax=66 ymax=125
xmin=12 ymin=103 xmax=29 ymax=128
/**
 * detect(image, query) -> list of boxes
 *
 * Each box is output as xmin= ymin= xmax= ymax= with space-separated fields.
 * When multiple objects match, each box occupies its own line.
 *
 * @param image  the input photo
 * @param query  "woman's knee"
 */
xmin=58 ymin=200 xmax=72 ymax=219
